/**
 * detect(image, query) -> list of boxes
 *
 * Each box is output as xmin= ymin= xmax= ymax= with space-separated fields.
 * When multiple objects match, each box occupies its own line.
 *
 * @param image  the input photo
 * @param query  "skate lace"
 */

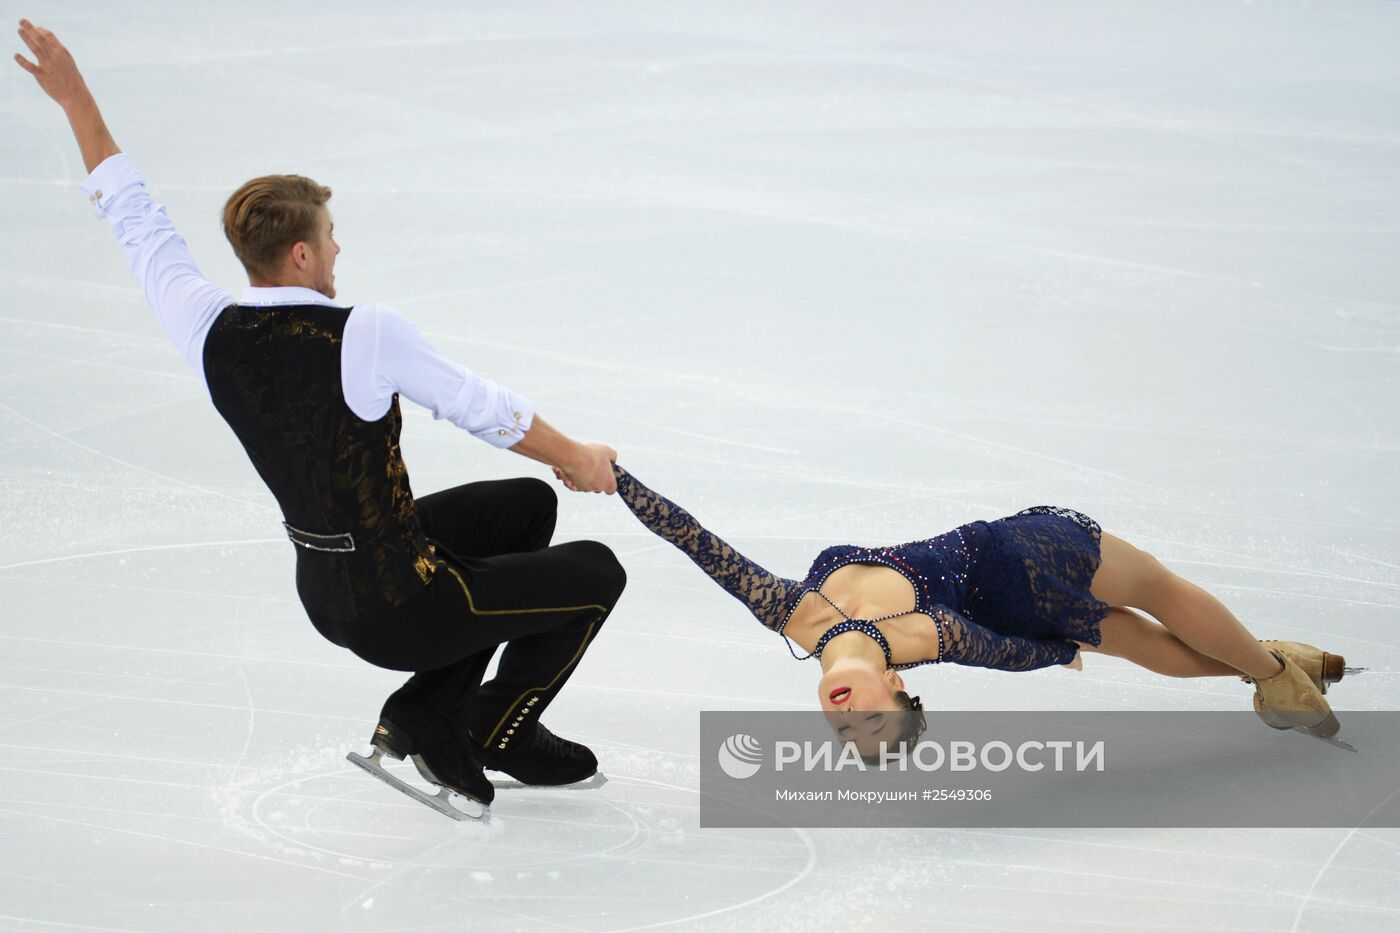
xmin=520 ymin=722 xmax=568 ymax=757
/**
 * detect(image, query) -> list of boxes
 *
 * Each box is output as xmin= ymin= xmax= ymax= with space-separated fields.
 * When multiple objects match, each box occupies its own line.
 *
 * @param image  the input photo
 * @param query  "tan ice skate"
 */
xmin=1250 ymin=648 xmax=1340 ymax=738
xmin=1238 ymin=640 xmax=1350 ymax=695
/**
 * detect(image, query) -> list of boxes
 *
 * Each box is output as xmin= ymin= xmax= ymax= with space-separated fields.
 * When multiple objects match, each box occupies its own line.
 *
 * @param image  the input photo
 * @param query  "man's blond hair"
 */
xmin=222 ymin=175 xmax=332 ymax=279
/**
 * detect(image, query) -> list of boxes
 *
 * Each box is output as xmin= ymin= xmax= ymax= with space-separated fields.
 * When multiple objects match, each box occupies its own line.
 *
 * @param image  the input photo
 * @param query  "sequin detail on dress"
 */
xmin=774 ymin=544 xmax=1080 ymax=672
xmin=613 ymin=465 xmax=1098 ymax=672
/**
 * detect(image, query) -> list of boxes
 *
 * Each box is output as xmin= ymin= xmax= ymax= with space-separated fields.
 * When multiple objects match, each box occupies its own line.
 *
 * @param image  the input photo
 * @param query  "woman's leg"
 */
xmin=1079 ymin=607 xmax=1241 ymax=677
xmin=1087 ymin=532 xmax=1283 ymax=680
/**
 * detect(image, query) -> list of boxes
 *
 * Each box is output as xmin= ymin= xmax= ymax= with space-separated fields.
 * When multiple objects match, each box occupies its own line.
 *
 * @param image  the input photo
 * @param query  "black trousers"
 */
xmin=355 ymin=477 xmax=626 ymax=752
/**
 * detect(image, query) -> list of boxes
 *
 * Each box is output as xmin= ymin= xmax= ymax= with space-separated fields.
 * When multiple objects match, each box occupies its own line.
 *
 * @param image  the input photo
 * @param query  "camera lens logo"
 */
xmin=717 ymin=733 xmax=764 ymax=779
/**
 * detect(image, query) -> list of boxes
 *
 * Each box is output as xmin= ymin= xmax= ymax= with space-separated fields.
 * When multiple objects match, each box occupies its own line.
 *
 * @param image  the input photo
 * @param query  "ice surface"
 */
xmin=2 ymin=1 xmax=1398 ymax=930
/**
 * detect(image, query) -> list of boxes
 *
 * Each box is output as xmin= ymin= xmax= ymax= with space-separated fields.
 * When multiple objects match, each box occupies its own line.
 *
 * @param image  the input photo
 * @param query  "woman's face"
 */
xmin=818 ymin=665 xmax=908 ymax=754
xmin=818 ymin=663 xmax=903 ymax=712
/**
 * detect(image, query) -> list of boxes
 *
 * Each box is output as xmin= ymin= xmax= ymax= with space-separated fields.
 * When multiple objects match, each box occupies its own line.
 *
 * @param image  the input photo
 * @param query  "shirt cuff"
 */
xmin=81 ymin=152 xmax=142 ymax=213
xmin=473 ymin=391 xmax=536 ymax=449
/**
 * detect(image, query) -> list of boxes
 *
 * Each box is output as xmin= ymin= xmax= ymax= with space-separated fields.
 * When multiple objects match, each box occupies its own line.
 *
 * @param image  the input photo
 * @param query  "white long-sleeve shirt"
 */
xmin=81 ymin=153 xmax=535 ymax=448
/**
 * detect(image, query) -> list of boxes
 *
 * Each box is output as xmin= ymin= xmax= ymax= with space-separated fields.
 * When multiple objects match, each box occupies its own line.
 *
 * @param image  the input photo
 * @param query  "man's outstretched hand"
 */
xmin=14 ymin=19 xmax=87 ymax=108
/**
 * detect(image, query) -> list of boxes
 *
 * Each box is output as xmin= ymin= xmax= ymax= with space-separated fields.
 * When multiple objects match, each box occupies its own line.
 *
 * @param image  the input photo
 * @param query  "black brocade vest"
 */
xmin=202 ymin=304 xmax=438 ymax=644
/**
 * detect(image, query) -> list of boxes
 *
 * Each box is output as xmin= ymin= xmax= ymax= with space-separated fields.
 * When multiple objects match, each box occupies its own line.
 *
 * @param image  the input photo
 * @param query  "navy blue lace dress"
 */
xmin=613 ymin=464 xmax=1109 ymax=672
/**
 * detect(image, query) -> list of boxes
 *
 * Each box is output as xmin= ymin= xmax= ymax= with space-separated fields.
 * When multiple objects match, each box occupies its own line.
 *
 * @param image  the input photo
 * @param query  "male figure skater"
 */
xmin=15 ymin=19 xmax=625 ymax=819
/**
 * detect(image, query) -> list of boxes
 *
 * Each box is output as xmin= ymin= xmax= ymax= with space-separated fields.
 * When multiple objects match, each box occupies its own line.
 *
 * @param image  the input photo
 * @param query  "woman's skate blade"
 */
xmin=1284 ymin=727 xmax=1359 ymax=754
xmin=347 ymin=749 xmax=490 ymax=822
xmin=489 ymin=772 xmax=609 ymax=791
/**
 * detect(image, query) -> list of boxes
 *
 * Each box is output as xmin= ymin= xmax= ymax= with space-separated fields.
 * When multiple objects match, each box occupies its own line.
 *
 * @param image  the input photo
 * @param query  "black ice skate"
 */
xmin=477 ymin=722 xmax=606 ymax=790
xmin=348 ymin=692 xmax=494 ymax=821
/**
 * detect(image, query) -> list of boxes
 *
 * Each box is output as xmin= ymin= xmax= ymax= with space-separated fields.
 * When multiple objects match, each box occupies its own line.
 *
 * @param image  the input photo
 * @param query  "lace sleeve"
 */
xmin=933 ymin=604 xmax=1080 ymax=671
xmin=613 ymin=464 xmax=798 ymax=631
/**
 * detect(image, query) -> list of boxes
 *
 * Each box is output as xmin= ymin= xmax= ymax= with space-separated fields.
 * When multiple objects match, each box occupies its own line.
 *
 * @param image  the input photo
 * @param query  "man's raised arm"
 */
xmin=17 ymin=17 xmax=616 ymax=494
xmin=14 ymin=19 xmax=118 ymax=173
xmin=16 ymin=18 xmax=235 ymax=379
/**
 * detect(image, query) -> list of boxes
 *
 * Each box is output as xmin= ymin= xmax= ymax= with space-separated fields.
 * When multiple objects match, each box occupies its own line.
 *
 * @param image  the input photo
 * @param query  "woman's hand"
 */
xmin=1062 ymin=650 xmax=1083 ymax=671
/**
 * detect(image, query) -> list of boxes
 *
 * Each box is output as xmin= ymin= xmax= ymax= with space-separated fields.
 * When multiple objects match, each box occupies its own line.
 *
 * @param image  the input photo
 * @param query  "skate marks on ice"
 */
xmin=207 ymin=745 xmax=816 ymax=929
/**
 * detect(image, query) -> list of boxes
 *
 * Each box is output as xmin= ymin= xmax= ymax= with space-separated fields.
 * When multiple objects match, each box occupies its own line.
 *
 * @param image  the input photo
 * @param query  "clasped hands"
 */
xmin=553 ymin=442 xmax=618 ymax=494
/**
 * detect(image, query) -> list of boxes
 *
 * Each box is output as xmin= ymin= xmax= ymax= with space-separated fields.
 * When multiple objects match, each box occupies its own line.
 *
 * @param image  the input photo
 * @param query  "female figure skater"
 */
xmin=585 ymin=463 xmax=1349 ymax=750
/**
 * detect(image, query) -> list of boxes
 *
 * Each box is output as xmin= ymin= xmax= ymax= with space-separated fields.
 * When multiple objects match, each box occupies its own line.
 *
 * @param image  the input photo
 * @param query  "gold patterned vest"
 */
xmin=203 ymin=304 xmax=437 ymax=644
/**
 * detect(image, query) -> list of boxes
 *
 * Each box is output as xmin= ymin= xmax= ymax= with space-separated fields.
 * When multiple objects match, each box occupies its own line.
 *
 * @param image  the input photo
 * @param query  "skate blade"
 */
xmin=1322 ymin=666 xmax=1368 ymax=694
xmin=1287 ymin=727 xmax=1359 ymax=754
xmin=489 ymin=772 xmax=609 ymax=791
xmin=347 ymin=750 xmax=490 ymax=822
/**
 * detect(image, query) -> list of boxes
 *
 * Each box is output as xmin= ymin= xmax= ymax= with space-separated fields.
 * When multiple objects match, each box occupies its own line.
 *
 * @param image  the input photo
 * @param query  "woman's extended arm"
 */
xmin=613 ymin=464 xmax=799 ymax=631
xmin=931 ymin=604 xmax=1080 ymax=671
